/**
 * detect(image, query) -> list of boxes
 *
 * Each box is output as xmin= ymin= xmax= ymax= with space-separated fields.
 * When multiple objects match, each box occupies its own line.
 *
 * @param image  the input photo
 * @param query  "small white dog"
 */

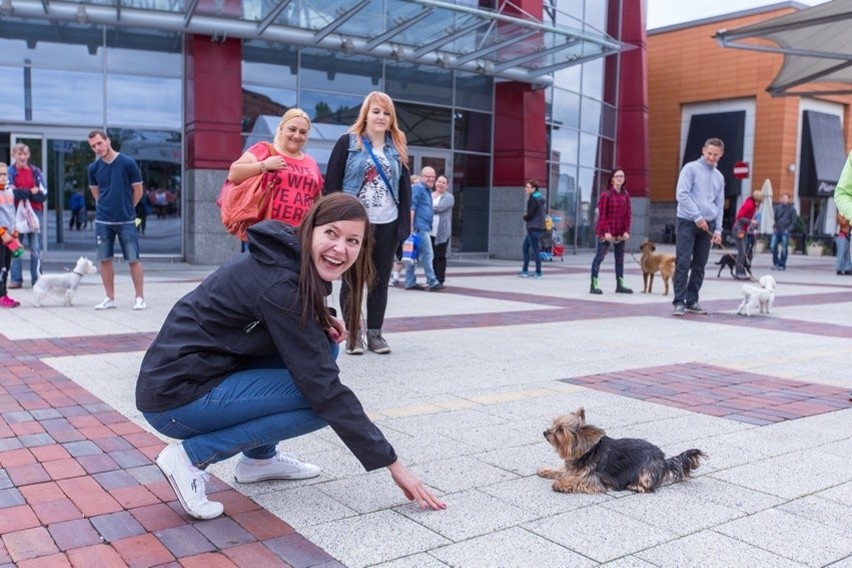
xmin=737 ymin=274 xmax=777 ymax=316
xmin=33 ymin=256 xmax=98 ymax=307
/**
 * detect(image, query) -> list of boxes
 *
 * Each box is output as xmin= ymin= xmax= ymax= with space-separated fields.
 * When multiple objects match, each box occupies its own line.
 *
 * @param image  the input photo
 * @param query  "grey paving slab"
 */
xmin=815 ymin=482 xmax=852 ymax=507
xmin=714 ymin=508 xmax=852 ymax=567
xmin=524 ymin=505 xmax=677 ymax=563
xmin=315 ymin=470 xmax=436 ymax=515
xmin=599 ymin=487 xmax=746 ymax=535
xmin=407 ymin=456 xmax=520 ymax=493
xmin=372 ymin=553 xmax=449 ymax=568
xmin=662 ymin=476 xmax=785 ymax=514
xmin=299 ymin=510 xmax=450 ymax=568
xmin=777 ymin=496 xmax=852 ymax=536
xmin=477 ymin=475 xmax=612 ymax=517
xmin=710 ymin=449 xmax=851 ymax=500
xmin=428 ymin=526 xmax=596 ymax=568
xmin=635 ymin=531 xmax=804 ymax=568
xmin=256 ymin=485 xmax=359 ymax=528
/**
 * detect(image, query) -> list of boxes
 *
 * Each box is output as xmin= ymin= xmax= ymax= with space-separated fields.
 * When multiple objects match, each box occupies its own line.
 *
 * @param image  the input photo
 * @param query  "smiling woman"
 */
xmin=136 ymin=193 xmax=446 ymax=520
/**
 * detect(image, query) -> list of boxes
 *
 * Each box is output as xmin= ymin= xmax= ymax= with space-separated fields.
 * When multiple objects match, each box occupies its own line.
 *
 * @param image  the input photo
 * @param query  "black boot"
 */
xmin=615 ymin=277 xmax=633 ymax=294
xmin=590 ymin=277 xmax=602 ymax=295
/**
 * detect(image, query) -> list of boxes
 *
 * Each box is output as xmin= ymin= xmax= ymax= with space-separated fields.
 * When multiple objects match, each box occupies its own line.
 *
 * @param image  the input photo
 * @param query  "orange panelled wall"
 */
xmin=647 ymin=7 xmax=852 ymax=202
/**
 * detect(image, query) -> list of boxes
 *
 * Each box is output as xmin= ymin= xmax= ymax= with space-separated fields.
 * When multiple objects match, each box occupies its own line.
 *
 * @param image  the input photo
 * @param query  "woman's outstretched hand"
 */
xmin=387 ymin=461 xmax=446 ymax=511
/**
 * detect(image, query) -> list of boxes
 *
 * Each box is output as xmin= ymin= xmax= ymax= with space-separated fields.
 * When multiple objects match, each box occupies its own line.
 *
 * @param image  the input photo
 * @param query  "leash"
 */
xmin=702 ymin=227 xmax=758 ymax=283
xmin=598 ymin=236 xmax=643 ymax=266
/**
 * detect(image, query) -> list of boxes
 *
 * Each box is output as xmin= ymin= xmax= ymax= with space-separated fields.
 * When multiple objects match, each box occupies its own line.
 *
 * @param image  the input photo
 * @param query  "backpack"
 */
xmin=218 ymin=142 xmax=275 ymax=241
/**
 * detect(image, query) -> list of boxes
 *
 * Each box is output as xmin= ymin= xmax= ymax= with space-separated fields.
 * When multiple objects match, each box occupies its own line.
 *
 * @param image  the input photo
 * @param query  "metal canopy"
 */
xmin=714 ymin=0 xmax=852 ymax=96
xmin=0 ymin=0 xmax=622 ymax=87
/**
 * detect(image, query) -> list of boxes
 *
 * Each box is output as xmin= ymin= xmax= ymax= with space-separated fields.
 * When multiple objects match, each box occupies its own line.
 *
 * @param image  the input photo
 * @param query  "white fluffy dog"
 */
xmin=33 ymin=256 xmax=98 ymax=307
xmin=737 ymin=274 xmax=777 ymax=316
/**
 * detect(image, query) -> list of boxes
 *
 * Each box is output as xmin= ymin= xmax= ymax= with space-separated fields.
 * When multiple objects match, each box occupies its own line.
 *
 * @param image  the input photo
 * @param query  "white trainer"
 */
xmin=133 ymin=297 xmax=147 ymax=310
xmin=155 ymin=443 xmax=224 ymax=520
xmin=234 ymin=452 xmax=321 ymax=483
xmin=94 ymin=297 xmax=116 ymax=310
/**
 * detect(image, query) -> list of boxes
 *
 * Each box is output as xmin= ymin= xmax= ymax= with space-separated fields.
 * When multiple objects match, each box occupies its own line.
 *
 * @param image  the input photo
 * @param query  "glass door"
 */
xmin=409 ymin=149 xmax=452 ymax=181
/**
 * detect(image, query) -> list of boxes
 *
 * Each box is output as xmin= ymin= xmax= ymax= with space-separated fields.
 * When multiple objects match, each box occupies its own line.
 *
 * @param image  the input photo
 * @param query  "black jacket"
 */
xmin=135 ymin=220 xmax=397 ymax=471
xmin=523 ymin=191 xmax=546 ymax=230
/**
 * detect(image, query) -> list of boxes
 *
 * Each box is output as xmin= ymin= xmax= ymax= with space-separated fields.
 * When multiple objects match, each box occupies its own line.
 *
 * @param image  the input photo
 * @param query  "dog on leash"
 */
xmin=32 ymin=256 xmax=98 ymax=307
xmin=639 ymin=241 xmax=675 ymax=295
xmin=737 ymin=274 xmax=776 ymax=317
xmin=537 ymin=407 xmax=705 ymax=494
xmin=716 ymin=253 xmax=751 ymax=278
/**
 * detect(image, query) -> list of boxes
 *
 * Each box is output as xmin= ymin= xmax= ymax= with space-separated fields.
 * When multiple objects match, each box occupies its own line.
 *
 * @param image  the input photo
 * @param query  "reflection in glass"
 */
xmin=106 ymin=47 xmax=182 ymax=76
xmin=551 ymin=89 xmax=580 ymax=130
xmin=32 ymin=69 xmax=103 ymax=124
xmin=242 ymin=42 xmax=298 ymax=87
xmin=107 ymin=75 xmax=181 ymax=128
xmin=580 ymin=96 xmax=602 ymax=134
xmin=0 ymin=66 xmax=25 ymax=121
xmin=242 ymin=86 xmax=297 ymax=133
xmin=0 ymin=35 xmax=103 ymax=70
xmin=385 ymin=63 xmax=453 ymax=107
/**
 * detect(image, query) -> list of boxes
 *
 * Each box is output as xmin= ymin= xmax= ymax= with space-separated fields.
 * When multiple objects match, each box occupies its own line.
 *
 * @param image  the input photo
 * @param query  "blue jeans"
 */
xmin=522 ymin=229 xmax=543 ymax=275
xmin=142 ymin=346 xmax=337 ymax=469
xmin=673 ymin=217 xmax=713 ymax=306
xmin=591 ymin=239 xmax=625 ymax=279
xmin=96 ymin=222 xmax=141 ymax=261
xmin=770 ymin=231 xmax=789 ymax=268
xmin=836 ymin=235 xmax=852 ymax=272
xmin=405 ymin=228 xmax=438 ymax=288
xmin=10 ymin=210 xmax=42 ymax=285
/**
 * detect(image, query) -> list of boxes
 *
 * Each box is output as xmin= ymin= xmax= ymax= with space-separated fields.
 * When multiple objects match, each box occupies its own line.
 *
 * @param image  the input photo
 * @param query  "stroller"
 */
xmin=539 ymin=229 xmax=554 ymax=261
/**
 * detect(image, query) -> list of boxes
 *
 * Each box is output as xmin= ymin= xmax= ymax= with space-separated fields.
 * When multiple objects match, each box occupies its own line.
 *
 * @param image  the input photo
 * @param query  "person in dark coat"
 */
xmin=136 ymin=193 xmax=445 ymax=520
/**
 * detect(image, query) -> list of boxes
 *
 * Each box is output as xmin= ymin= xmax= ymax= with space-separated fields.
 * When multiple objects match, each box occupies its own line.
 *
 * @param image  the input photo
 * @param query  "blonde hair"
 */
xmin=274 ymin=108 xmax=311 ymax=148
xmin=752 ymin=190 xmax=763 ymax=202
xmin=348 ymin=91 xmax=408 ymax=165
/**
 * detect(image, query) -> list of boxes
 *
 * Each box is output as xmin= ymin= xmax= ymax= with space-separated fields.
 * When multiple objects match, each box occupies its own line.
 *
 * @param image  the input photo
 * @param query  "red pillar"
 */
xmin=613 ymin=0 xmax=650 ymax=198
xmin=185 ymin=34 xmax=243 ymax=169
xmin=493 ymin=0 xmax=547 ymax=189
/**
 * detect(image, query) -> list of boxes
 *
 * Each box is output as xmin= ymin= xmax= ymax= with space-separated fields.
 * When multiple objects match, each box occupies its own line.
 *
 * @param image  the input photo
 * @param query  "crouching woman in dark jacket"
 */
xmin=136 ymin=193 xmax=445 ymax=520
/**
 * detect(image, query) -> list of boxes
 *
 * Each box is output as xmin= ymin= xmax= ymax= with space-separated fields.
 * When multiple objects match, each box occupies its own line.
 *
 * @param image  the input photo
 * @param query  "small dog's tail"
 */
xmin=664 ymin=449 xmax=706 ymax=482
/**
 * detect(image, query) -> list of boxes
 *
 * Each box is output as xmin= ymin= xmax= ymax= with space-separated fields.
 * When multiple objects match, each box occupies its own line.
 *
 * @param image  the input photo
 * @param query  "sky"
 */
xmin=646 ymin=0 xmax=831 ymax=30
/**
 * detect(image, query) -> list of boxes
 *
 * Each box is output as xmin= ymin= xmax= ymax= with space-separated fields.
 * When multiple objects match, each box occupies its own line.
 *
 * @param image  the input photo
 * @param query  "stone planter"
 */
xmin=806 ymin=244 xmax=824 ymax=256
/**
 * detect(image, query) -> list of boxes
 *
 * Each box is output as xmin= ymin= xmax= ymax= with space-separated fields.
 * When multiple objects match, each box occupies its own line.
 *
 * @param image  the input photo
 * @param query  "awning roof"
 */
xmin=0 ymin=0 xmax=623 ymax=88
xmin=713 ymin=0 xmax=852 ymax=96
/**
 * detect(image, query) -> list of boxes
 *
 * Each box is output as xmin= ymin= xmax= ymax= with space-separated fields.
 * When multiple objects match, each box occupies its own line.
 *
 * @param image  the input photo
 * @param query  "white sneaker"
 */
xmin=133 ymin=297 xmax=147 ymax=310
xmin=94 ymin=298 xmax=116 ymax=310
xmin=155 ymin=444 xmax=224 ymax=520
xmin=234 ymin=452 xmax=321 ymax=483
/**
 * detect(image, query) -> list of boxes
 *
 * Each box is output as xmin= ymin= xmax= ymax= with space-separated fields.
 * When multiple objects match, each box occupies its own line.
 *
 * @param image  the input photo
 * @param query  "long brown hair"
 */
xmin=297 ymin=193 xmax=374 ymax=339
xmin=348 ymin=91 xmax=409 ymax=165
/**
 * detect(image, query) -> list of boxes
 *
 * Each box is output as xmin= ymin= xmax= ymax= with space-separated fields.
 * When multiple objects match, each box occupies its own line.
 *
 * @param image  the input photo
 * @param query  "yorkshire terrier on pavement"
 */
xmin=537 ymin=408 xmax=706 ymax=494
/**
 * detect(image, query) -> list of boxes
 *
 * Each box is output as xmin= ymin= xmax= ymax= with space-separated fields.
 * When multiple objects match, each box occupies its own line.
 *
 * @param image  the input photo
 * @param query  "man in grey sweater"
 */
xmin=672 ymin=138 xmax=725 ymax=316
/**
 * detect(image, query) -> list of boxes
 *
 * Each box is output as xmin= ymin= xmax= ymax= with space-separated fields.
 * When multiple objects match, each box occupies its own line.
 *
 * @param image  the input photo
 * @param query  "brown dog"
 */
xmin=639 ymin=241 xmax=675 ymax=295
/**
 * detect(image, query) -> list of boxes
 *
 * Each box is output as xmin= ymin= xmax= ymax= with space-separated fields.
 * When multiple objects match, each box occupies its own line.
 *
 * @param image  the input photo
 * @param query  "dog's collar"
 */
xmin=72 ymin=268 xmax=87 ymax=277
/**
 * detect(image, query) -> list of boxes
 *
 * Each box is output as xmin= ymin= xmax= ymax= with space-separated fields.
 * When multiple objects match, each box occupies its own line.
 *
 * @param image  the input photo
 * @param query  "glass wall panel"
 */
xmin=107 ymin=75 xmax=181 ymax=128
xmin=580 ymin=96 xmax=602 ymax=134
xmin=577 ymin=165 xmax=597 ymax=247
xmin=454 ymin=72 xmax=493 ymax=111
xmin=300 ymin=91 xmax=363 ymax=125
xmin=106 ymin=47 xmax=182 ymax=76
xmin=0 ymin=66 xmax=26 ymax=122
xmin=550 ymin=127 xmax=579 ymax=165
xmin=601 ymin=103 xmax=616 ymax=140
xmin=300 ymin=49 xmax=381 ymax=93
xmin=242 ymin=43 xmax=298 ymax=87
xmin=551 ymin=89 xmax=580 ymax=130
xmin=396 ymin=103 xmax=451 ymax=148
xmin=578 ymin=132 xmax=599 ymax=168
xmin=454 ymin=110 xmax=491 ymax=153
xmin=453 ymin=152 xmax=490 ymax=252
xmin=0 ymin=35 xmax=103 ymax=70
xmin=584 ymin=0 xmax=607 ymax=34
xmin=385 ymin=63 xmax=453 ymax=107
xmin=242 ymin=86 xmax=297 ymax=133
xmin=581 ymin=59 xmax=604 ymax=100
xmin=32 ymin=69 xmax=103 ymax=125
xmin=553 ymin=64 xmax=581 ymax=90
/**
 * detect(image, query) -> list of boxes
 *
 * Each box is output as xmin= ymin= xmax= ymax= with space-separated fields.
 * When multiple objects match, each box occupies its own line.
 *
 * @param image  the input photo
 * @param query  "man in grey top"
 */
xmin=672 ymin=138 xmax=725 ymax=316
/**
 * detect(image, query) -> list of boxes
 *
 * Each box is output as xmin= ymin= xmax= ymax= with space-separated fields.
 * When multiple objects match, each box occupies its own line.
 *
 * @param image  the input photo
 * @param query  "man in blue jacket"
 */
xmin=405 ymin=166 xmax=443 ymax=291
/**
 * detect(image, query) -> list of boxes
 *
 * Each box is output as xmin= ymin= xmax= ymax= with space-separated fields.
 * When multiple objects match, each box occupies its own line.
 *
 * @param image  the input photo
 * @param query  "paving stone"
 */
xmin=154 ymin=525 xmax=217 ymax=558
xmin=47 ymin=519 xmax=102 ymax=551
xmin=194 ymin=516 xmax=256 ymax=549
xmin=111 ymin=533 xmax=176 ymax=567
xmin=1 ymin=527 xmax=59 ymax=563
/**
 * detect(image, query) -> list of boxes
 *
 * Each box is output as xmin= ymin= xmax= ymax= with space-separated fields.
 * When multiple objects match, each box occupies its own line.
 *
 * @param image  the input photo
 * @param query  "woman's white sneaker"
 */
xmin=155 ymin=443 xmax=224 ymax=520
xmin=235 ymin=452 xmax=321 ymax=483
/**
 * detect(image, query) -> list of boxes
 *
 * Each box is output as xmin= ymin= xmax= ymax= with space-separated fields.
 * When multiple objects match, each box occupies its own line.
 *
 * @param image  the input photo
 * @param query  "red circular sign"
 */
xmin=733 ymin=161 xmax=749 ymax=180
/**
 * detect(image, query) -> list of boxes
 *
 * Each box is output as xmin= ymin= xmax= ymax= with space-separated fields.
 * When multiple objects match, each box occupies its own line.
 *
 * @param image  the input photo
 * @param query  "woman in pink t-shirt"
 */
xmin=228 ymin=108 xmax=324 ymax=233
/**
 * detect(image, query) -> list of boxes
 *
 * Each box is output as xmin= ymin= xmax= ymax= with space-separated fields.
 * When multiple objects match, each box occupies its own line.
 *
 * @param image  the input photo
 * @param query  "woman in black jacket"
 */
xmin=136 ymin=193 xmax=444 ymax=520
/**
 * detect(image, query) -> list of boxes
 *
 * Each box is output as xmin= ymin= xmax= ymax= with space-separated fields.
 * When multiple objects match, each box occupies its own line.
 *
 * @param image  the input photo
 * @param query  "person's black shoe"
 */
xmin=685 ymin=303 xmax=708 ymax=314
xmin=672 ymin=304 xmax=686 ymax=317
xmin=429 ymin=283 xmax=445 ymax=291
xmin=405 ymin=284 xmax=426 ymax=291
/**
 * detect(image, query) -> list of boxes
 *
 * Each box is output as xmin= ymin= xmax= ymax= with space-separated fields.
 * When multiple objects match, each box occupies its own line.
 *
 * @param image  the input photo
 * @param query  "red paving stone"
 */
xmin=562 ymin=362 xmax=852 ymax=424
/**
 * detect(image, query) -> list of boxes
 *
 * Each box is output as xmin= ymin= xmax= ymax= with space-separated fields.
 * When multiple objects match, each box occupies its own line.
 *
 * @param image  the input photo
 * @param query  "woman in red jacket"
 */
xmin=732 ymin=190 xmax=763 ymax=280
xmin=590 ymin=169 xmax=632 ymax=294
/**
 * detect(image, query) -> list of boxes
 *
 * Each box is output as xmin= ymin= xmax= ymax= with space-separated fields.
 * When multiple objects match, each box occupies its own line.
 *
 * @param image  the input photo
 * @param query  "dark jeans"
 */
xmin=340 ymin=220 xmax=396 ymax=330
xmin=431 ymin=237 xmax=448 ymax=284
xmin=673 ymin=217 xmax=713 ymax=306
xmin=590 ymin=239 xmax=625 ymax=279
xmin=522 ymin=229 xmax=543 ymax=275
